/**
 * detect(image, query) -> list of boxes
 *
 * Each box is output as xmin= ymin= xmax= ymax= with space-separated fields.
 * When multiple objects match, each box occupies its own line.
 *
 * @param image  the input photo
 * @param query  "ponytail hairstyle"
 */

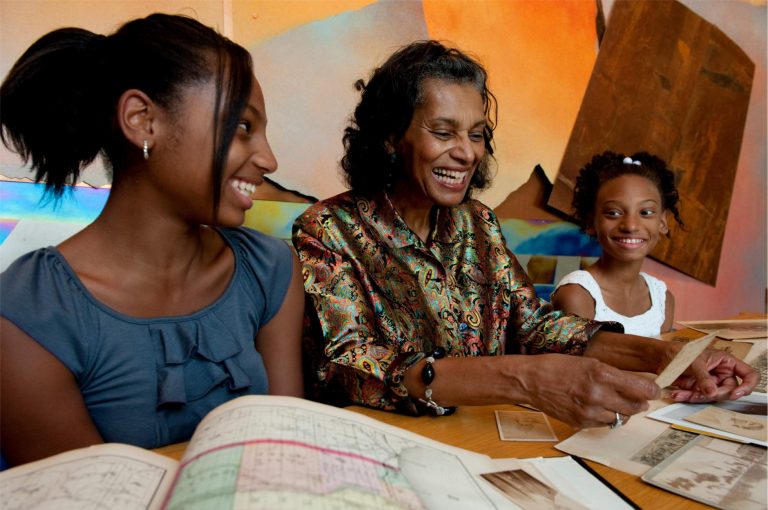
xmin=571 ymin=150 xmax=685 ymax=235
xmin=0 ymin=28 xmax=104 ymax=195
xmin=0 ymin=13 xmax=253 ymax=221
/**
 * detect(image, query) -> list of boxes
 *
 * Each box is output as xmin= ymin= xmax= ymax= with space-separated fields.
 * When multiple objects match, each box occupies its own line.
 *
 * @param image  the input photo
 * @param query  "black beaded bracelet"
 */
xmin=421 ymin=346 xmax=445 ymax=385
xmin=421 ymin=358 xmax=436 ymax=385
xmin=418 ymin=347 xmax=456 ymax=416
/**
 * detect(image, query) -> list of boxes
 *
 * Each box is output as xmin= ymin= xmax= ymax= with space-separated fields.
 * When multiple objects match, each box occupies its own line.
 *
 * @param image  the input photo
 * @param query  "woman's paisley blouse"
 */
xmin=292 ymin=191 xmax=609 ymax=413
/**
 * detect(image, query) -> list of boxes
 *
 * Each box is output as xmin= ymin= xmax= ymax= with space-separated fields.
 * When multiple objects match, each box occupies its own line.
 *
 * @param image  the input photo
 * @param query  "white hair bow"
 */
xmin=623 ymin=157 xmax=641 ymax=166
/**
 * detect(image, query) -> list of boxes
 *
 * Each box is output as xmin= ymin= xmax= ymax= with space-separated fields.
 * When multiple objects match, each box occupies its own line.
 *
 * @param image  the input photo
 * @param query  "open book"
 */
xmin=0 ymin=395 xmax=635 ymax=509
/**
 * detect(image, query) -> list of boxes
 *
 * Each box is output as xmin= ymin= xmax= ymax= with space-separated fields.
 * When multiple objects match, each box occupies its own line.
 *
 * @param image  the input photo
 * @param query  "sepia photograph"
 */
xmin=647 ymin=392 xmax=768 ymax=447
xmin=655 ymin=333 xmax=716 ymax=388
xmin=556 ymin=401 xmax=692 ymax=477
xmin=481 ymin=469 xmax=588 ymax=510
xmin=684 ymin=406 xmax=767 ymax=442
xmin=677 ymin=319 xmax=768 ymax=340
xmin=746 ymin=348 xmax=767 ymax=393
xmin=495 ymin=411 xmax=558 ymax=442
xmin=629 ymin=428 xmax=699 ymax=468
xmin=642 ymin=436 xmax=767 ymax=510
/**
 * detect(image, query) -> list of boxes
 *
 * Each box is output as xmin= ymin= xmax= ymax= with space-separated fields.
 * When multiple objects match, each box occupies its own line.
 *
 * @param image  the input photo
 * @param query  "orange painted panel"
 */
xmin=423 ymin=0 xmax=598 ymax=208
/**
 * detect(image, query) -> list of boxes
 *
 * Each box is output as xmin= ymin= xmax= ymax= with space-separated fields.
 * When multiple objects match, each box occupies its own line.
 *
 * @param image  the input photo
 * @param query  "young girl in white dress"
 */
xmin=552 ymin=151 xmax=684 ymax=337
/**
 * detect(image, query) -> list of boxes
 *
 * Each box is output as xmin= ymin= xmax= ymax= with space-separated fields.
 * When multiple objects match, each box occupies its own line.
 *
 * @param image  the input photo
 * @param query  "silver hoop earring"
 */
xmin=143 ymin=140 xmax=150 ymax=160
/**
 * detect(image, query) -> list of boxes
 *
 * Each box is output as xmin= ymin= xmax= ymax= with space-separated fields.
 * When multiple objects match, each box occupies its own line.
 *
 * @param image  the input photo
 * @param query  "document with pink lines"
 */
xmin=0 ymin=395 xmax=500 ymax=509
xmin=0 ymin=395 xmax=636 ymax=509
xmin=161 ymin=395 xmax=497 ymax=509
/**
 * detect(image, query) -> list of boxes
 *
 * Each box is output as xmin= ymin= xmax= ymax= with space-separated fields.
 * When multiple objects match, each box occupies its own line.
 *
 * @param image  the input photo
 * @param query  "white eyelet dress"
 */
xmin=554 ymin=270 xmax=667 ymax=337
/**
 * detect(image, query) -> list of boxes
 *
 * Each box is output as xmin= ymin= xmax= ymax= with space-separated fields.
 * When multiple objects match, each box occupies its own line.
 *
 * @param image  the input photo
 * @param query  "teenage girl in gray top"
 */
xmin=0 ymin=14 xmax=304 ymax=466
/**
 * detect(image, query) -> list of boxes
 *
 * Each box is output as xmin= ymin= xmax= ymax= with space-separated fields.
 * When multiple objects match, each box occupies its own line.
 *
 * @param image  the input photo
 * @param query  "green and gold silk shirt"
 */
xmin=292 ymin=191 xmax=607 ymax=413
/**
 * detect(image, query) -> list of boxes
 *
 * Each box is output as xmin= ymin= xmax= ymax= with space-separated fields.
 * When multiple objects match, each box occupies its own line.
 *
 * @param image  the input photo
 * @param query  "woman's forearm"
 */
xmin=402 ymin=352 xmax=659 ymax=419
xmin=583 ymin=331 xmax=680 ymax=374
xmin=402 ymin=355 xmax=529 ymax=408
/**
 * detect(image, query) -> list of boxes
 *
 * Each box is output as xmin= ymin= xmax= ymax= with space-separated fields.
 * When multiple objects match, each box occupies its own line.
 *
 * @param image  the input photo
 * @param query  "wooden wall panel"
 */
xmin=548 ymin=0 xmax=754 ymax=285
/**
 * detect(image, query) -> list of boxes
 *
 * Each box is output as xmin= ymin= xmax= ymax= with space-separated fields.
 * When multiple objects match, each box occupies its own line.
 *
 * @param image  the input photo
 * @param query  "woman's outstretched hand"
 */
xmin=513 ymin=354 xmax=660 ymax=429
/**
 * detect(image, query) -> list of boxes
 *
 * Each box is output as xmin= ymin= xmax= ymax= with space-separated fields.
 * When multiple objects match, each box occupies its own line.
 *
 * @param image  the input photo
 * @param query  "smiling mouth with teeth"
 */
xmin=229 ymin=178 xmax=257 ymax=197
xmin=613 ymin=237 xmax=645 ymax=245
xmin=432 ymin=168 xmax=466 ymax=185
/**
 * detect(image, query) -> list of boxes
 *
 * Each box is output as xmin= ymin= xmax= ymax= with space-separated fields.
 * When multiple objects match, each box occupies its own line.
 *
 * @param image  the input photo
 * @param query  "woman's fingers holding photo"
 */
xmin=520 ymin=354 xmax=657 ymax=429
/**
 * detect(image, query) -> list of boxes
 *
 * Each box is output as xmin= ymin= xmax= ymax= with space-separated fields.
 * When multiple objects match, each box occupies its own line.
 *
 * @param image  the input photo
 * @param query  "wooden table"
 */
xmin=155 ymin=315 xmax=766 ymax=509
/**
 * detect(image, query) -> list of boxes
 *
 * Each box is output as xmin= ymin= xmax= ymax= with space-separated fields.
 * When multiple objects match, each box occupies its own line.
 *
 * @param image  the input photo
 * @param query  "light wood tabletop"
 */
xmin=154 ymin=314 xmax=766 ymax=509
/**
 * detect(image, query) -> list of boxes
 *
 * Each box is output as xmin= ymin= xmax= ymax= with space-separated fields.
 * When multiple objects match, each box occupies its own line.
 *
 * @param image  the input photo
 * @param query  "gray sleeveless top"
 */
xmin=0 ymin=227 xmax=293 ymax=448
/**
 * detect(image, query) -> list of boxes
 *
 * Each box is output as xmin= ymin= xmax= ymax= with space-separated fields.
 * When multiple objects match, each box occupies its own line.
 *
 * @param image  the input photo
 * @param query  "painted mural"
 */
xmin=0 ymin=0 xmax=765 ymax=319
xmin=0 ymin=180 xmax=600 ymax=301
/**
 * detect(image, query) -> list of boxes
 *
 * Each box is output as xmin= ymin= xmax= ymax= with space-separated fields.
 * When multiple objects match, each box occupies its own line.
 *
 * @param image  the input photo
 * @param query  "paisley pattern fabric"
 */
xmin=0 ymin=227 xmax=293 ymax=448
xmin=293 ymin=192 xmax=609 ymax=413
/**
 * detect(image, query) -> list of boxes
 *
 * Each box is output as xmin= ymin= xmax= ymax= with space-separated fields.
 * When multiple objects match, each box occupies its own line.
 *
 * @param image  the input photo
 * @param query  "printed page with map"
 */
xmin=0 ymin=395 xmax=507 ymax=509
xmin=161 ymin=395 xmax=505 ymax=509
xmin=0 ymin=443 xmax=178 ymax=509
xmin=0 ymin=396 xmax=638 ymax=509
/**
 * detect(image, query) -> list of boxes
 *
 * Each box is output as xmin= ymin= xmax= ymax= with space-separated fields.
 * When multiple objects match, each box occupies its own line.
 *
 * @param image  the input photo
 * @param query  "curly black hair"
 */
xmin=341 ymin=40 xmax=497 ymax=198
xmin=571 ymin=151 xmax=684 ymax=234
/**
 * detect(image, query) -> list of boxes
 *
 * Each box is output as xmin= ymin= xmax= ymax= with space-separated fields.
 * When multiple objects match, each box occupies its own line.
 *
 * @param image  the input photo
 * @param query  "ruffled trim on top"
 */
xmin=151 ymin=311 xmax=261 ymax=407
xmin=147 ymin=227 xmax=285 ymax=408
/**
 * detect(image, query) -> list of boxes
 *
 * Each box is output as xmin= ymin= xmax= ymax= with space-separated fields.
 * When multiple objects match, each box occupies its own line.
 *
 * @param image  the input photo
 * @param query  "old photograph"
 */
xmin=481 ymin=469 xmax=587 ymax=510
xmin=495 ymin=411 xmax=557 ymax=442
xmin=684 ymin=406 xmax=767 ymax=442
xmin=747 ymin=348 xmax=767 ymax=393
xmin=642 ymin=436 xmax=767 ymax=510
xmin=678 ymin=319 xmax=768 ymax=339
xmin=629 ymin=428 xmax=698 ymax=467
xmin=647 ymin=393 xmax=768 ymax=447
